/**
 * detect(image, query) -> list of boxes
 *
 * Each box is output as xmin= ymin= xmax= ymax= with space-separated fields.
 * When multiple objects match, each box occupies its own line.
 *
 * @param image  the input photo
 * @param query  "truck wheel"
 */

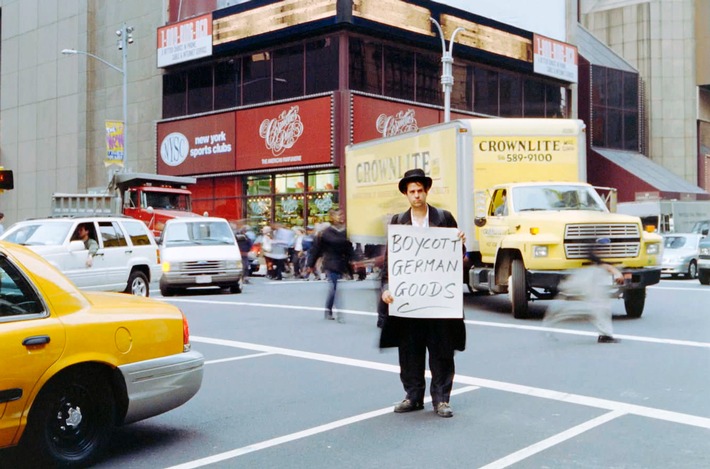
xmin=125 ymin=270 xmax=149 ymax=297
xmin=687 ymin=260 xmax=698 ymax=279
xmin=510 ymin=259 xmax=529 ymax=319
xmin=699 ymin=270 xmax=710 ymax=285
xmin=623 ymin=288 xmax=645 ymax=318
xmin=22 ymin=369 xmax=115 ymax=467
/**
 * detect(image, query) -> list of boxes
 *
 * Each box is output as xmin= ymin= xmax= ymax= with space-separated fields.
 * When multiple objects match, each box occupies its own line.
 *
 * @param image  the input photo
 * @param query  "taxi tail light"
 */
xmin=156 ymin=248 xmax=161 ymax=264
xmin=182 ymin=312 xmax=191 ymax=352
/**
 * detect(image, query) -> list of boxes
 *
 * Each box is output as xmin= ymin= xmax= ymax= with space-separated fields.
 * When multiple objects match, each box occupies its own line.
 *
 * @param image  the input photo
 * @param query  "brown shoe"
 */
xmin=435 ymin=402 xmax=453 ymax=418
xmin=394 ymin=399 xmax=424 ymax=413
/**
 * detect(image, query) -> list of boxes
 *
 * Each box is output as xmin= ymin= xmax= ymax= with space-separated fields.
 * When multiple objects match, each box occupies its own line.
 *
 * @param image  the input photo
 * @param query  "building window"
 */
xmin=499 ymin=72 xmax=522 ymax=117
xmin=523 ymin=78 xmax=546 ymax=117
xmin=383 ymin=47 xmax=414 ymax=100
xmin=591 ymin=65 xmax=639 ymax=150
xmin=273 ymin=44 xmax=305 ymax=101
xmin=350 ymin=37 xmax=383 ymax=95
xmin=474 ymin=67 xmax=499 ymax=116
xmin=243 ymin=52 xmax=272 ymax=105
xmin=415 ymin=52 xmax=441 ymax=105
xmin=187 ymin=65 xmax=213 ymax=114
xmin=215 ymin=59 xmax=240 ymax=109
xmin=163 ymin=73 xmax=187 ymax=118
xmin=306 ymin=37 xmax=339 ymax=94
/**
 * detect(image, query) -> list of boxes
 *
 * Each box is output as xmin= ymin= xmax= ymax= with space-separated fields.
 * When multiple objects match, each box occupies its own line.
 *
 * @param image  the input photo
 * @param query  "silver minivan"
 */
xmin=0 ymin=216 xmax=161 ymax=296
xmin=158 ymin=217 xmax=243 ymax=296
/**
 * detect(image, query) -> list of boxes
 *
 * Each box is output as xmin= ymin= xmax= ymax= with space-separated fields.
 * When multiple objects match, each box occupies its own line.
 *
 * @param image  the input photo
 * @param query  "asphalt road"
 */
xmin=5 ymin=275 xmax=710 ymax=468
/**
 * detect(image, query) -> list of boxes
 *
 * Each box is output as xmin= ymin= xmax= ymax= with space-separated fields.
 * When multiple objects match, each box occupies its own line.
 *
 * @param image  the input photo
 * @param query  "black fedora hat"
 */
xmin=398 ymin=168 xmax=432 ymax=194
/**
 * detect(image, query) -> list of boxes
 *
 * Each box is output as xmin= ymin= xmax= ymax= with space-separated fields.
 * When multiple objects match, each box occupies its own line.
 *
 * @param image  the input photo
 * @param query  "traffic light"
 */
xmin=0 ymin=169 xmax=14 ymax=190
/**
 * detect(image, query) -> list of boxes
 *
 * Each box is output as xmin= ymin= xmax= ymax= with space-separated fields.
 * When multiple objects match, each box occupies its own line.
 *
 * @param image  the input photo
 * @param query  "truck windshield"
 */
xmin=513 ymin=185 xmax=607 ymax=212
xmin=163 ymin=221 xmax=235 ymax=247
xmin=145 ymin=192 xmax=190 ymax=211
xmin=2 ymin=221 xmax=73 ymax=246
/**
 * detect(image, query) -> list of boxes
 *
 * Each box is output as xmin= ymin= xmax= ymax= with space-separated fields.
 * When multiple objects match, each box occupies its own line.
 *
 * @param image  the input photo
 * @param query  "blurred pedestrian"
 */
xmin=307 ymin=209 xmax=354 ymax=322
xmin=543 ymin=248 xmax=624 ymax=343
xmin=235 ymin=226 xmax=253 ymax=284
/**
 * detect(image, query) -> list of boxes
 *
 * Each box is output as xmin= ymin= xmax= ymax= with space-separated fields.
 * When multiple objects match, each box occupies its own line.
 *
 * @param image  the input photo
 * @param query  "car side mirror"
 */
xmin=69 ymin=240 xmax=85 ymax=252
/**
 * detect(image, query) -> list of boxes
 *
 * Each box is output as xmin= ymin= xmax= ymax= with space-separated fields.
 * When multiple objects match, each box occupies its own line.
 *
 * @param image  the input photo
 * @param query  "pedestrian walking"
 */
xmin=379 ymin=168 xmax=466 ymax=418
xmin=235 ymin=226 xmax=253 ymax=284
xmin=543 ymin=248 xmax=625 ymax=343
xmin=307 ymin=209 xmax=354 ymax=322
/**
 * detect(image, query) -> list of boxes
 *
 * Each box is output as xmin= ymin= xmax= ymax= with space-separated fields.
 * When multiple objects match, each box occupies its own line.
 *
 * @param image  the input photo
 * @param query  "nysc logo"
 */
xmin=160 ymin=132 xmax=190 ymax=167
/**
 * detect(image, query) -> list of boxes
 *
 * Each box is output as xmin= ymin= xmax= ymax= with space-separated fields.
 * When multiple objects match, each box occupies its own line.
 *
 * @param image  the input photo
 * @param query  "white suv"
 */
xmin=158 ymin=217 xmax=243 ymax=296
xmin=0 ymin=216 xmax=161 ymax=296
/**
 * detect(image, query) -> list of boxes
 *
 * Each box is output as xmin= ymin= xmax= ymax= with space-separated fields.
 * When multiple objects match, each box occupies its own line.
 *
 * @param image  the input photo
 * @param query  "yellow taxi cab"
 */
xmin=0 ymin=242 xmax=203 ymax=467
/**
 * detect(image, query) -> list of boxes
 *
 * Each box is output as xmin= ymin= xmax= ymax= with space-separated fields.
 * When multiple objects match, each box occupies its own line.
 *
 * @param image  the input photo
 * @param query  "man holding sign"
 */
xmin=380 ymin=168 xmax=467 ymax=418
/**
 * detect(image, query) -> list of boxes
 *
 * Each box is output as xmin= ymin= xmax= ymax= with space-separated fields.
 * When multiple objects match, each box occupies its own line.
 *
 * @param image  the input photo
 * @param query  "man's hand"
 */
xmin=86 ymin=256 xmax=93 ymax=268
xmin=381 ymin=289 xmax=394 ymax=304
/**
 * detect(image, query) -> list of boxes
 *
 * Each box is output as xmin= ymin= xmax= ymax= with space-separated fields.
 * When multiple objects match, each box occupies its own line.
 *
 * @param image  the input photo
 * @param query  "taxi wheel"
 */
xmin=23 ymin=368 xmax=115 ymax=467
xmin=125 ymin=270 xmax=150 ymax=297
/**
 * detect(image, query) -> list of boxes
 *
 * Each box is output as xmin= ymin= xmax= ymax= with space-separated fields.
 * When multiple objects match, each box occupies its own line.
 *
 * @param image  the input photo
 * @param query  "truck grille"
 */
xmin=180 ymin=260 xmax=227 ymax=274
xmin=564 ymin=224 xmax=640 ymax=259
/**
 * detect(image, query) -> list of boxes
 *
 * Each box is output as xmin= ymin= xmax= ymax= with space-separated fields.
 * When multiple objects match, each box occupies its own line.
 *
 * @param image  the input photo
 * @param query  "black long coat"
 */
xmin=308 ymin=226 xmax=354 ymax=275
xmin=379 ymin=204 xmax=467 ymax=352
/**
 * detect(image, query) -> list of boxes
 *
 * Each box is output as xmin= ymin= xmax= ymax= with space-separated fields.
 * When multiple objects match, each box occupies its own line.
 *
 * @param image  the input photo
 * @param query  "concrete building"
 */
xmin=581 ymin=0 xmax=710 ymax=193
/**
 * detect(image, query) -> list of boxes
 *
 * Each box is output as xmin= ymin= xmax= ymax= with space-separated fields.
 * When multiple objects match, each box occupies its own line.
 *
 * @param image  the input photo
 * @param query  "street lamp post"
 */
xmin=430 ymin=17 xmax=465 ymax=123
xmin=62 ymin=23 xmax=134 ymax=172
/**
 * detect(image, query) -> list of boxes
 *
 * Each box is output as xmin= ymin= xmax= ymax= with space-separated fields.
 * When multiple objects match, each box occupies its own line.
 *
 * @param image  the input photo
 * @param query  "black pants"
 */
xmin=398 ymin=325 xmax=455 ymax=407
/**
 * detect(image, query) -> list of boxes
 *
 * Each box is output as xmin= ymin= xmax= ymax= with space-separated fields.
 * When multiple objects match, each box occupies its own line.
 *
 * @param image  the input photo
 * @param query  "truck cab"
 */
xmin=471 ymin=181 xmax=663 ymax=318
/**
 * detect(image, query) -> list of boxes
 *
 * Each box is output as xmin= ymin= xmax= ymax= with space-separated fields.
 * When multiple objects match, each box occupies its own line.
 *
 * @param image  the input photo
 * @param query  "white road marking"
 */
xmin=478 ymin=410 xmax=627 ymax=469
xmin=166 ymin=385 xmax=479 ymax=469
xmin=170 ymin=299 xmax=710 ymax=349
xmin=191 ymin=336 xmax=710 ymax=430
xmin=204 ymin=352 xmax=273 ymax=365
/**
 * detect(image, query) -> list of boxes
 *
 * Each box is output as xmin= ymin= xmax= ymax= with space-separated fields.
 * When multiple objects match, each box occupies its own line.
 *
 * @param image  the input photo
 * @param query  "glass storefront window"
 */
xmin=215 ymin=59 xmax=240 ymax=109
xmin=275 ymin=194 xmax=305 ymax=227
xmin=306 ymin=192 xmax=340 ymax=227
xmin=274 ymin=173 xmax=305 ymax=193
xmin=246 ymin=176 xmax=272 ymax=195
xmin=307 ymin=170 xmax=339 ymax=192
xmin=246 ymin=197 xmax=272 ymax=230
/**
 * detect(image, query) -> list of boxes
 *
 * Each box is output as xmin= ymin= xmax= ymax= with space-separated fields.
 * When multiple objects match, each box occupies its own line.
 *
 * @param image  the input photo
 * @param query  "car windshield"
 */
xmin=1 ymin=221 xmax=73 ymax=246
xmin=512 ymin=185 xmax=608 ymax=212
xmin=163 ymin=221 xmax=235 ymax=247
xmin=663 ymin=236 xmax=688 ymax=249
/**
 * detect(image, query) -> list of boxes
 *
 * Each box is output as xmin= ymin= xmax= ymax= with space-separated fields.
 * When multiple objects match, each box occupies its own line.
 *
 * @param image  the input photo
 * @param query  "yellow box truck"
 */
xmin=345 ymin=118 xmax=662 ymax=319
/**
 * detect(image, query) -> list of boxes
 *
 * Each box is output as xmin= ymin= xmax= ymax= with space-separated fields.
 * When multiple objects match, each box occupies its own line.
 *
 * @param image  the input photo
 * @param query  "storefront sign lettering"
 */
xmin=259 ymin=106 xmax=304 ymax=156
xmin=388 ymin=225 xmax=463 ymax=319
xmin=376 ymin=109 xmax=418 ymax=137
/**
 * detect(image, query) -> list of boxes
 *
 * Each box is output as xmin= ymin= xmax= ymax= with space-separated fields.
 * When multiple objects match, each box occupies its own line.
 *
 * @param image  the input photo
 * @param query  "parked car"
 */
xmin=0 ymin=216 xmax=161 ymax=296
xmin=158 ymin=217 xmax=243 ymax=296
xmin=661 ymin=233 xmax=703 ymax=278
xmin=698 ymin=236 xmax=710 ymax=284
xmin=0 ymin=241 xmax=204 ymax=466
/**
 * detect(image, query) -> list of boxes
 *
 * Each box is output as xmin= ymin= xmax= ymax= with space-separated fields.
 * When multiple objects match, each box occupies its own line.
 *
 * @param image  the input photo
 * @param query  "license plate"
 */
xmin=195 ymin=275 xmax=212 ymax=284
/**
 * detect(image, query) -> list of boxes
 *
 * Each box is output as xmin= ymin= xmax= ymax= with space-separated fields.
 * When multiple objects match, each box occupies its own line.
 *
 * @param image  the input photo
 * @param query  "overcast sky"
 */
xmin=431 ymin=0 xmax=567 ymax=40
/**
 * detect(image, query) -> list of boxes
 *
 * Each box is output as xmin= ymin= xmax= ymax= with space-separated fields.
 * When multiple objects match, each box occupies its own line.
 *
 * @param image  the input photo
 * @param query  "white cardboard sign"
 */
xmin=388 ymin=225 xmax=463 ymax=319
